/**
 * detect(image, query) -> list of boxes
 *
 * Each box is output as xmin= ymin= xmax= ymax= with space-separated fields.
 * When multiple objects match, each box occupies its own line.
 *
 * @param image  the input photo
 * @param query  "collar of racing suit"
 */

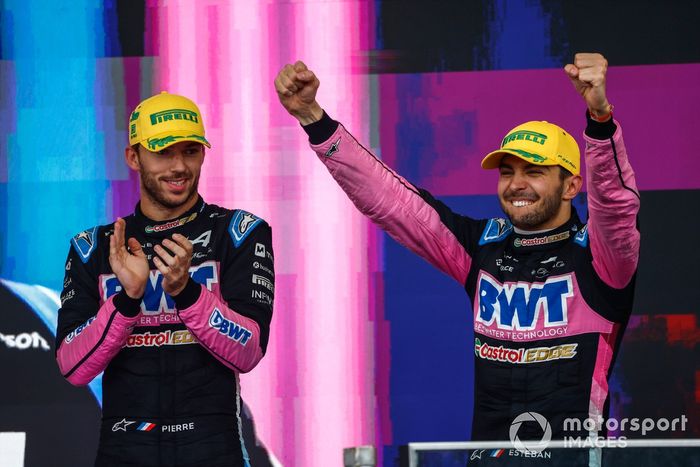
xmin=132 ymin=196 xmax=207 ymax=238
xmin=507 ymin=208 xmax=583 ymax=252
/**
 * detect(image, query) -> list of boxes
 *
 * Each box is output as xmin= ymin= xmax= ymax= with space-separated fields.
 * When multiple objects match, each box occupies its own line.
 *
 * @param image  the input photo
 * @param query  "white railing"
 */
xmin=0 ymin=433 xmax=26 ymax=467
xmin=407 ymin=439 xmax=700 ymax=467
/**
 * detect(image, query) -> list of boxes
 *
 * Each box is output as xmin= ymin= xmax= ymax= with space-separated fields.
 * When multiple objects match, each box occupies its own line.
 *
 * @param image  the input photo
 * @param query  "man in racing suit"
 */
xmin=56 ymin=92 xmax=275 ymax=466
xmin=275 ymin=53 xmax=639 ymax=465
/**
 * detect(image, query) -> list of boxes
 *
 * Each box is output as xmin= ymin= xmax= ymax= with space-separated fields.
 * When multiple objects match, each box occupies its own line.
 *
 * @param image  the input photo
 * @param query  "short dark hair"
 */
xmin=130 ymin=142 xmax=206 ymax=155
xmin=559 ymin=166 xmax=573 ymax=181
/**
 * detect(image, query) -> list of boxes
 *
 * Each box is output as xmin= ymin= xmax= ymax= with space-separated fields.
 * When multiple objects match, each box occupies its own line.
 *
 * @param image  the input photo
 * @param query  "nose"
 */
xmin=169 ymin=151 xmax=187 ymax=171
xmin=508 ymin=170 xmax=528 ymax=191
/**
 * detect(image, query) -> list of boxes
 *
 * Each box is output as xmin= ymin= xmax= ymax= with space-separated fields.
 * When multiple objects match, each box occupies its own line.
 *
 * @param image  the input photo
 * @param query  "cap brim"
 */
xmin=139 ymin=130 xmax=211 ymax=152
xmin=480 ymin=149 xmax=554 ymax=170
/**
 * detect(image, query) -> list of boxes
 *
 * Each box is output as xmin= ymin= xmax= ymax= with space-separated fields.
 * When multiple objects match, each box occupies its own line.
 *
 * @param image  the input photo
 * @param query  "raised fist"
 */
xmin=564 ymin=53 xmax=611 ymax=118
xmin=274 ymin=60 xmax=323 ymax=125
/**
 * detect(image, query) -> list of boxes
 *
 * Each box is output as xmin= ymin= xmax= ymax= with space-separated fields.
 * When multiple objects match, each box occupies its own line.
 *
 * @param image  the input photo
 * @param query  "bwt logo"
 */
xmin=476 ymin=273 xmax=573 ymax=330
xmin=208 ymin=308 xmax=252 ymax=345
xmin=101 ymin=261 xmax=218 ymax=314
xmin=65 ymin=316 xmax=96 ymax=343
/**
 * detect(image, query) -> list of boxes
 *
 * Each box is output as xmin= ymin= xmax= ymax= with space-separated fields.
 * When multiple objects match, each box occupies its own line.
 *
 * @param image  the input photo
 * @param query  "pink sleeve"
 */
xmin=311 ymin=124 xmax=472 ymax=285
xmin=177 ymin=284 xmax=263 ymax=373
xmin=584 ymin=121 xmax=641 ymax=289
xmin=56 ymin=295 xmax=138 ymax=386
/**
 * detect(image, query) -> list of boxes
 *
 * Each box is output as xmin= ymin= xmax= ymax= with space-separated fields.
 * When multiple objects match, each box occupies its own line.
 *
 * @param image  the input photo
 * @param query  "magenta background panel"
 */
xmin=379 ymin=63 xmax=700 ymax=195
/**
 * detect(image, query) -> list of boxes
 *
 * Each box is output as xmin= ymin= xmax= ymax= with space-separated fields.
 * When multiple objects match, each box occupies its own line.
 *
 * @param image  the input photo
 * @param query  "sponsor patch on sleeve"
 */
xmin=479 ymin=218 xmax=513 ymax=245
xmin=71 ymin=226 xmax=100 ymax=263
xmin=574 ymin=224 xmax=589 ymax=247
xmin=208 ymin=308 xmax=253 ymax=345
xmin=228 ymin=210 xmax=263 ymax=248
xmin=65 ymin=316 xmax=96 ymax=343
xmin=325 ymin=137 xmax=341 ymax=157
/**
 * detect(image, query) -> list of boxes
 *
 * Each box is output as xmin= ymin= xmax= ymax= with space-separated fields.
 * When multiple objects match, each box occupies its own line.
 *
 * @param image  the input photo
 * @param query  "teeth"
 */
xmin=168 ymin=180 xmax=185 ymax=186
xmin=512 ymin=200 xmax=533 ymax=207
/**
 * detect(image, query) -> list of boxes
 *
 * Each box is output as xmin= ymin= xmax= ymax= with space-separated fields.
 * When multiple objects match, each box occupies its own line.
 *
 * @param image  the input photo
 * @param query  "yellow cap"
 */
xmin=481 ymin=121 xmax=580 ymax=175
xmin=128 ymin=92 xmax=211 ymax=152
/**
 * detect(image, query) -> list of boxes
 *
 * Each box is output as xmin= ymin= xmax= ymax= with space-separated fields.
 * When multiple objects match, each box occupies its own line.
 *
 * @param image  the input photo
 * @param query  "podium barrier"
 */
xmin=344 ymin=445 xmax=377 ymax=467
xmin=0 ymin=433 xmax=26 ymax=467
xmin=406 ymin=439 xmax=700 ymax=467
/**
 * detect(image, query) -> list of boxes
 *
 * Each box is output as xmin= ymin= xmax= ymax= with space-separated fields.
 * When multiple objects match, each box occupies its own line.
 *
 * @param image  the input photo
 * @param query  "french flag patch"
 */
xmin=490 ymin=449 xmax=505 ymax=457
xmin=137 ymin=422 xmax=157 ymax=432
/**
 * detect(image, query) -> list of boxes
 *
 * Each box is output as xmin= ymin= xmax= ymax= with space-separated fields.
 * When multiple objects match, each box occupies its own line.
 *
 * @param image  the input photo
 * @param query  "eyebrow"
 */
xmin=499 ymin=162 xmax=548 ymax=170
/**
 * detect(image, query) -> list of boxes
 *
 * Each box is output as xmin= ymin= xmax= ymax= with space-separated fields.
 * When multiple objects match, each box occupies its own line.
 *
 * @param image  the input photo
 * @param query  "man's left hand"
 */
xmin=564 ymin=53 xmax=611 ymax=118
xmin=153 ymin=233 xmax=193 ymax=296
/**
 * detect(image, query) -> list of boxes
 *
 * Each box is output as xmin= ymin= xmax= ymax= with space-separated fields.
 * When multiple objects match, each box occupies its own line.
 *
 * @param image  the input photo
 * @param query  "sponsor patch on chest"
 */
xmin=474 ymin=338 xmax=577 ymax=364
xmin=475 ymin=271 xmax=573 ymax=332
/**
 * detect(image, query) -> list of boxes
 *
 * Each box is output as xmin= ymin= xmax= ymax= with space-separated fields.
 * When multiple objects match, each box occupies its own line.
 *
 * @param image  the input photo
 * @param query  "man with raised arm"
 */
xmin=276 ymin=54 xmax=640 ymax=465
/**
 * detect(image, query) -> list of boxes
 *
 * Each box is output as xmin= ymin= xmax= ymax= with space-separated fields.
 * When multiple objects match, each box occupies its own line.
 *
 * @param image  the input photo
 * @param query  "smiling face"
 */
xmin=497 ymin=155 xmax=582 ymax=231
xmin=125 ymin=141 xmax=205 ymax=220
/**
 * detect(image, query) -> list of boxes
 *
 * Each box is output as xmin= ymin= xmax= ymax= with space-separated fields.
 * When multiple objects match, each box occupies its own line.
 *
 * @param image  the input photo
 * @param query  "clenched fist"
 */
xmin=564 ymin=53 xmax=611 ymax=119
xmin=274 ymin=61 xmax=324 ymax=125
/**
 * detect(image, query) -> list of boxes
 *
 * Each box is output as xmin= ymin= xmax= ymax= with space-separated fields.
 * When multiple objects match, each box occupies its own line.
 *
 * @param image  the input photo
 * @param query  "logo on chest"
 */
xmin=476 ymin=272 xmax=573 ymax=330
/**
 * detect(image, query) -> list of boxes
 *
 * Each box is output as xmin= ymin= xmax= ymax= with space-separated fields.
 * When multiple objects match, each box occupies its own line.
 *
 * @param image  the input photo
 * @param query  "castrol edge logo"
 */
xmin=474 ymin=338 xmax=577 ymax=364
xmin=125 ymin=329 xmax=197 ymax=348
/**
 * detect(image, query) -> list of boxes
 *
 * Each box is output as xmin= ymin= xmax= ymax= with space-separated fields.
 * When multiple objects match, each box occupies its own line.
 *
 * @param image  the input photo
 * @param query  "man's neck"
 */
xmin=139 ymin=194 xmax=199 ymax=221
xmin=512 ymin=205 xmax=574 ymax=234
xmin=513 ymin=226 xmax=555 ymax=235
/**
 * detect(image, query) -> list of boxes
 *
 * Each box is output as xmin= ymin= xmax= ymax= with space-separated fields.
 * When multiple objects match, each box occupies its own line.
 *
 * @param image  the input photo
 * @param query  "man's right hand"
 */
xmin=109 ymin=217 xmax=148 ymax=299
xmin=274 ymin=61 xmax=324 ymax=125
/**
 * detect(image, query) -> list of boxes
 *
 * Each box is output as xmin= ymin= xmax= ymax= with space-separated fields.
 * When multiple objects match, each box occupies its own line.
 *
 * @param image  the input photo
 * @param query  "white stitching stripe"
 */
xmin=235 ymin=374 xmax=251 ymax=467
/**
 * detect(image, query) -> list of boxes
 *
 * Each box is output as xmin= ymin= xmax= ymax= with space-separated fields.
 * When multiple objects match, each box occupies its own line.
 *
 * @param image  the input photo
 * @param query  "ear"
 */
xmin=125 ymin=146 xmax=141 ymax=171
xmin=562 ymin=174 xmax=583 ymax=201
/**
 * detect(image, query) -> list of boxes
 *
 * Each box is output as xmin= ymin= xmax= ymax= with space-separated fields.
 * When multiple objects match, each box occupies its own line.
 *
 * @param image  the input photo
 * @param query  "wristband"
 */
xmin=589 ymin=103 xmax=613 ymax=122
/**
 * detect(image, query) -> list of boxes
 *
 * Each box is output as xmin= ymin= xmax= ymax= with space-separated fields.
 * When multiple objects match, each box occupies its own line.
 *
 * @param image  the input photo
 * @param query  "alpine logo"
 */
xmin=208 ymin=308 xmax=252 ymax=345
xmin=476 ymin=272 xmax=573 ymax=330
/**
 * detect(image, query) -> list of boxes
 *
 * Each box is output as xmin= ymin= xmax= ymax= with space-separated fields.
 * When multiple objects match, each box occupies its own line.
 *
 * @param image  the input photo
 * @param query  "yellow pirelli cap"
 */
xmin=481 ymin=121 xmax=580 ymax=175
xmin=128 ymin=91 xmax=211 ymax=152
